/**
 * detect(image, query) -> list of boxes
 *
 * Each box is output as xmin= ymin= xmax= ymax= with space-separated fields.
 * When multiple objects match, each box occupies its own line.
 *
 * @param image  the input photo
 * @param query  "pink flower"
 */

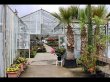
xmin=50 ymin=47 xmax=55 ymax=54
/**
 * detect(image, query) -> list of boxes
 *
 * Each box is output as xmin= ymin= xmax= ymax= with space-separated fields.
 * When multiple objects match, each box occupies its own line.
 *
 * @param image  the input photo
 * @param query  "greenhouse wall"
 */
xmin=0 ymin=5 xmax=5 ymax=77
xmin=18 ymin=19 xmax=30 ymax=49
xmin=21 ymin=9 xmax=59 ymax=35
xmin=0 ymin=5 xmax=29 ymax=77
xmin=5 ymin=6 xmax=20 ymax=66
xmin=0 ymin=33 xmax=4 ymax=77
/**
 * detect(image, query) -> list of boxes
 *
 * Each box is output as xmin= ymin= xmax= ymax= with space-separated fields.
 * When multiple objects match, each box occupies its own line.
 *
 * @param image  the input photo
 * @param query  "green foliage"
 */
xmin=91 ymin=5 xmax=107 ymax=18
xmin=15 ymin=57 xmax=27 ymax=64
xmin=6 ymin=66 xmax=19 ymax=72
xmin=52 ymin=6 xmax=79 ymax=25
xmin=6 ymin=64 xmax=21 ymax=72
xmin=68 ymin=6 xmax=79 ymax=19
xmin=55 ymin=47 xmax=66 ymax=56
xmin=30 ymin=51 xmax=36 ymax=58
xmin=47 ymin=41 xmax=58 ymax=46
xmin=79 ymin=9 xmax=87 ymax=24
xmin=93 ymin=16 xmax=105 ymax=26
xmin=78 ymin=46 xmax=97 ymax=73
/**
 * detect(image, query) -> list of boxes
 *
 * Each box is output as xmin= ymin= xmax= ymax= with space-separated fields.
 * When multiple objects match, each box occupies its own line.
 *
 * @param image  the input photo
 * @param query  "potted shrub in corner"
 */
xmin=55 ymin=47 xmax=66 ymax=61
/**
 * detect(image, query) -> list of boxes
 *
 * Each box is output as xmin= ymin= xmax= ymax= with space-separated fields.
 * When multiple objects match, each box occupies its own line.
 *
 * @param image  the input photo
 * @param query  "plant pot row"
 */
xmin=6 ymin=63 xmax=27 ymax=78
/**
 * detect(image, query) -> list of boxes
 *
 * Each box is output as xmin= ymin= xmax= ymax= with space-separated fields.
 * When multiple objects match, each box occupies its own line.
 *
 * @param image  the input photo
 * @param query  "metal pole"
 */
xmin=29 ymin=34 xmax=30 ymax=59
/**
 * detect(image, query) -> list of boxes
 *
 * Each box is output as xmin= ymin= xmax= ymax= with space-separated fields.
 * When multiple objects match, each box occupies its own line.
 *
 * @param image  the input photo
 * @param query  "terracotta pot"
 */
xmin=23 ymin=63 xmax=27 ymax=69
xmin=7 ymin=71 xmax=19 ymax=77
xmin=20 ymin=63 xmax=24 ymax=72
xmin=17 ymin=68 xmax=21 ymax=76
xmin=88 ymin=68 xmax=94 ymax=73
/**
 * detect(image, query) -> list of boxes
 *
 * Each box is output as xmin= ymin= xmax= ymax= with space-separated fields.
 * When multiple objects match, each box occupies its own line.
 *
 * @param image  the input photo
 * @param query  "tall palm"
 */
xmin=52 ymin=6 xmax=79 ymax=60
xmin=79 ymin=9 xmax=88 ymax=56
xmin=92 ymin=5 xmax=107 ymax=56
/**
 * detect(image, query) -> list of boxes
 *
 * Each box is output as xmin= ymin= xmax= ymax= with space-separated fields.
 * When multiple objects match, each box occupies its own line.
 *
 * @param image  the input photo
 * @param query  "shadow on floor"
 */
xmin=67 ymin=67 xmax=88 ymax=77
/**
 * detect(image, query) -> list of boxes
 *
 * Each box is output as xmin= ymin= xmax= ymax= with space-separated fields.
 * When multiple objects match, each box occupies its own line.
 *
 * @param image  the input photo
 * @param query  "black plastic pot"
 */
xmin=63 ymin=59 xmax=77 ymax=68
xmin=57 ymin=56 xmax=61 ymax=61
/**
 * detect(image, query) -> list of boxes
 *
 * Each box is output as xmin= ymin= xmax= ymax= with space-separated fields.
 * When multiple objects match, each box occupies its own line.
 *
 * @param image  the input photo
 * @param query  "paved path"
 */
xmin=29 ymin=52 xmax=57 ymax=65
xmin=20 ymin=44 xmax=87 ymax=77
xmin=26 ymin=44 xmax=57 ymax=65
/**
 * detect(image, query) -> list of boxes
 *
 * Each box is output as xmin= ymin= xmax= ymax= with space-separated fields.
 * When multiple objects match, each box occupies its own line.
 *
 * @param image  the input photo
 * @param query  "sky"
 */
xmin=9 ymin=5 xmax=110 ymax=17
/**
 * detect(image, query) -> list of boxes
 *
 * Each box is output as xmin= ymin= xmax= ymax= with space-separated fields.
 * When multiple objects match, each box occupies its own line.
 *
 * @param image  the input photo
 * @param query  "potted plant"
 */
xmin=15 ymin=57 xmax=27 ymax=71
xmin=6 ymin=64 xmax=20 ymax=77
xmin=55 ymin=47 xmax=66 ymax=61
xmin=78 ymin=51 xmax=97 ymax=74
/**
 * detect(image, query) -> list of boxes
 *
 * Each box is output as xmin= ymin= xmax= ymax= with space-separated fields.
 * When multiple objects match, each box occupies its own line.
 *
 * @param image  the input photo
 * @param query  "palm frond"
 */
xmin=79 ymin=8 xmax=88 ymax=30
xmin=92 ymin=5 xmax=107 ymax=18
xmin=51 ymin=12 xmax=61 ymax=21
xmin=59 ymin=7 xmax=72 ymax=25
xmin=79 ymin=9 xmax=87 ymax=23
xmin=93 ymin=16 xmax=105 ymax=26
xmin=68 ymin=6 xmax=79 ymax=19
xmin=51 ymin=12 xmax=63 ymax=25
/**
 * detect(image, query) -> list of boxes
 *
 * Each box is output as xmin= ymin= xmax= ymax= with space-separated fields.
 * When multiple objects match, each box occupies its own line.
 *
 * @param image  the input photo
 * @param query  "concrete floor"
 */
xmin=20 ymin=65 xmax=74 ymax=77
xmin=20 ymin=44 xmax=87 ymax=77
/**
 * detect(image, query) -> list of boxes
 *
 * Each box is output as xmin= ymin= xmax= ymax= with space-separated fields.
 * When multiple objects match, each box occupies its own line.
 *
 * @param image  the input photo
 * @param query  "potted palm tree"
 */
xmin=52 ymin=6 xmax=79 ymax=67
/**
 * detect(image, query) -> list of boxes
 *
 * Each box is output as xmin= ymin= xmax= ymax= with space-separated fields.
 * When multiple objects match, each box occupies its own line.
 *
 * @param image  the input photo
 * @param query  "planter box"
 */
xmin=7 ymin=71 xmax=20 ymax=78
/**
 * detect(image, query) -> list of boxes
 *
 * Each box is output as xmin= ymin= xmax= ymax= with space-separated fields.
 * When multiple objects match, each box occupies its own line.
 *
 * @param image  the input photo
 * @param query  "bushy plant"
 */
xmin=55 ymin=47 xmax=66 ymax=57
xmin=78 ymin=46 xmax=97 ymax=73
xmin=30 ymin=51 xmax=36 ymax=58
xmin=6 ymin=64 xmax=20 ymax=72
xmin=37 ymin=46 xmax=46 ymax=52
xmin=15 ymin=57 xmax=27 ymax=64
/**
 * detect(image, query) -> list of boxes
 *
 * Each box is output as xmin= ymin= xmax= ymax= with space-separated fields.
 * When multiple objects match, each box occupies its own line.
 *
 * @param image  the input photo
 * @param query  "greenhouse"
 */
xmin=0 ymin=5 xmax=110 ymax=77
xmin=21 ymin=9 xmax=59 ymax=35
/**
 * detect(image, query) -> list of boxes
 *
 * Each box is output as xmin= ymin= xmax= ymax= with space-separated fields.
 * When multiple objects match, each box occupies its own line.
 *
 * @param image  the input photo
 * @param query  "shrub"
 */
xmin=55 ymin=47 xmax=66 ymax=57
xmin=15 ymin=57 xmax=27 ymax=64
xmin=6 ymin=64 xmax=20 ymax=72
